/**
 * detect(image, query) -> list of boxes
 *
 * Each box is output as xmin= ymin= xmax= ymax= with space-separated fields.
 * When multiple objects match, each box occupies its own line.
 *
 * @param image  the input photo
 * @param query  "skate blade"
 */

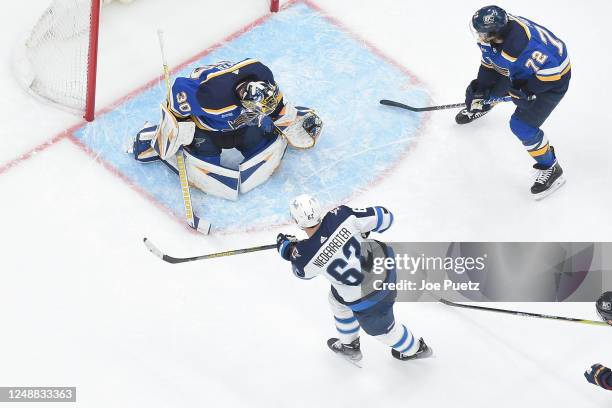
xmin=414 ymin=346 xmax=434 ymax=360
xmin=533 ymin=176 xmax=566 ymax=201
xmin=329 ymin=349 xmax=363 ymax=368
xmin=336 ymin=355 xmax=362 ymax=368
xmin=399 ymin=346 xmax=434 ymax=361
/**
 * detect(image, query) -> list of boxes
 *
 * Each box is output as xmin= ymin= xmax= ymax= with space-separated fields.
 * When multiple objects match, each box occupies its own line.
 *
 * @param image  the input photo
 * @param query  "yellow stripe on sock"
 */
xmin=529 ymin=143 xmax=550 ymax=157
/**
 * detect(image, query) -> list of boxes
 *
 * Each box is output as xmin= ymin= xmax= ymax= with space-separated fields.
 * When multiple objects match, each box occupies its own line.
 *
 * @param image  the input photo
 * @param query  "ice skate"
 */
xmin=531 ymin=158 xmax=565 ymax=200
xmin=327 ymin=337 xmax=362 ymax=367
xmin=391 ymin=337 xmax=433 ymax=361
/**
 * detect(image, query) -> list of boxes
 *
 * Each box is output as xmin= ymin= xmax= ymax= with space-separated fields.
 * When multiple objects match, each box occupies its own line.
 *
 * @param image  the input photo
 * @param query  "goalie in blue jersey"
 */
xmin=456 ymin=6 xmax=570 ymax=200
xmin=276 ymin=194 xmax=433 ymax=363
xmin=132 ymin=59 xmax=322 ymax=200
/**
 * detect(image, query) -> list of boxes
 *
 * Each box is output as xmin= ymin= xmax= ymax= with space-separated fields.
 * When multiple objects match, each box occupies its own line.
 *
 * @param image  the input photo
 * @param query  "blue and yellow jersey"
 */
xmin=477 ymin=15 xmax=570 ymax=94
xmin=167 ymin=58 xmax=278 ymax=132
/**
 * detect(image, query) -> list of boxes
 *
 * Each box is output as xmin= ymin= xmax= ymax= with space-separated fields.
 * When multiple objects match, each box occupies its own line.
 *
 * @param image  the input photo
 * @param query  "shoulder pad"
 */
xmin=501 ymin=20 xmax=530 ymax=61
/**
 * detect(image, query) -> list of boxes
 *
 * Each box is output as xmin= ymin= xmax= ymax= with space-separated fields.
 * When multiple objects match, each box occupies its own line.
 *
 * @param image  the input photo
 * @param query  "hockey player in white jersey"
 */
xmin=276 ymin=194 xmax=432 ymax=363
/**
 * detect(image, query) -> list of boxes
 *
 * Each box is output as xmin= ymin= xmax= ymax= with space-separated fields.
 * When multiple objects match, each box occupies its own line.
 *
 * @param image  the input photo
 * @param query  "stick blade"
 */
xmin=143 ymin=238 xmax=185 ymax=264
xmin=143 ymin=237 xmax=164 ymax=260
xmin=379 ymin=99 xmax=423 ymax=112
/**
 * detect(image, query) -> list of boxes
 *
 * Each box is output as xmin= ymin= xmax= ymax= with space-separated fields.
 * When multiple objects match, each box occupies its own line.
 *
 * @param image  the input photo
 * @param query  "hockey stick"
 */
xmin=380 ymin=96 xmax=513 ymax=112
xmin=157 ymin=29 xmax=211 ymax=234
xmin=143 ymin=237 xmax=276 ymax=264
xmin=439 ymin=298 xmax=611 ymax=327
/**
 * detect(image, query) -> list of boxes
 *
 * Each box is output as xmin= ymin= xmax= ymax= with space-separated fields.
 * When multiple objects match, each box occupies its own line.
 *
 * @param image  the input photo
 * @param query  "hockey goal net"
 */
xmin=15 ymin=0 xmax=100 ymax=121
xmin=15 ymin=0 xmax=280 ymax=122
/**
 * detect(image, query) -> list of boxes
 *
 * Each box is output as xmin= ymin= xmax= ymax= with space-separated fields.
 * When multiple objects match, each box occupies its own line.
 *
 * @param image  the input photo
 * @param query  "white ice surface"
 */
xmin=1 ymin=1 xmax=611 ymax=407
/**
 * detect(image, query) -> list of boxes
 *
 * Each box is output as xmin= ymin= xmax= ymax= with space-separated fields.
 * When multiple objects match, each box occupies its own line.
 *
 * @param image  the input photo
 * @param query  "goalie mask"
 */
xmin=596 ymin=291 xmax=612 ymax=322
xmin=290 ymin=194 xmax=322 ymax=229
xmin=240 ymin=81 xmax=280 ymax=116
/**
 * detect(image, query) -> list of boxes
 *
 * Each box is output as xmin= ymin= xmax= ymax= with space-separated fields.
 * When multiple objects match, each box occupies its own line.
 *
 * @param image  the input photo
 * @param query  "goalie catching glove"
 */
xmin=274 ymin=105 xmax=323 ymax=149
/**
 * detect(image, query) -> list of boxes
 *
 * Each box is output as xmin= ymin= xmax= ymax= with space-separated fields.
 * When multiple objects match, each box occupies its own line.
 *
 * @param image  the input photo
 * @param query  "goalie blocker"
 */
xmin=133 ymin=103 xmax=323 ymax=200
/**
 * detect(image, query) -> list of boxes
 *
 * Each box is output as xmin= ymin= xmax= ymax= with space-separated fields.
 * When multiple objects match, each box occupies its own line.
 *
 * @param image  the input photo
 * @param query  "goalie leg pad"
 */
xmin=239 ymin=134 xmax=287 ymax=194
xmin=164 ymin=148 xmax=240 ymax=201
xmin=152 ymin=104 xmax=196 ymax=160
xmin=133 ymin=122 xmax=161 ymax=163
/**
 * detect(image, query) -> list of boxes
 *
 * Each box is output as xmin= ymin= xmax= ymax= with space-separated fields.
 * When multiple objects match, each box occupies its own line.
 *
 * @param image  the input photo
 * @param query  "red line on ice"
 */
xmin=0 ymin=3 xmax=290 ymax=177
xmin=0 ymin=0 xmax=430 ymax=234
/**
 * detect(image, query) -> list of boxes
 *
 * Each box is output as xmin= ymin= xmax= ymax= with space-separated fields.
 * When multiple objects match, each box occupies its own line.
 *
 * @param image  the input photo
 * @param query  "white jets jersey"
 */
xmin=289 ymin=205 xmax=393 ymax=305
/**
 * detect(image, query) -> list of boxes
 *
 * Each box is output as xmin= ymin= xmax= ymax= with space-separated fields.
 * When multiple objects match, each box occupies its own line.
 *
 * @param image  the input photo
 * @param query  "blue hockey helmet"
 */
xmin=596 ymin=292 xmax=612 ymax=322
xmin=471 ymin=5 xmax=508 ymax=42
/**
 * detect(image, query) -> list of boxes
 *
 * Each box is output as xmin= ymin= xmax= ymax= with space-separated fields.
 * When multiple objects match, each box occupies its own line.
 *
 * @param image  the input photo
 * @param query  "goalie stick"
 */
xmin=143 ymin=237 xmax=276 ymax=264
xmin=379 ymin=95 xmax=515 ymax=112
xmin=440 ymin=298 xmax=611 ymax=327
xmin=157 ymin=29 xmax=211 ymax=234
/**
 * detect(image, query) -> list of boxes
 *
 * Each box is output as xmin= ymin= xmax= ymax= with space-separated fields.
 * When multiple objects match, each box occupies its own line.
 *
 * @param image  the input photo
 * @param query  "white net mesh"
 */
xmin=17 ymin=0 xmax=94 ymax=113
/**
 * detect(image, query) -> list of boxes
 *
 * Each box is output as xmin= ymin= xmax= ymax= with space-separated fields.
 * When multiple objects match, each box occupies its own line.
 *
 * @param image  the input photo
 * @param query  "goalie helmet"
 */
xmin=290 ymin=194 xmax=322 ymax=229
xmin=596 ymin=291 xmax=612 ymax=322
xmin=471 ymin=5 xmax=508 ymax=43
xmin=240 ymin=81 xmax=280 ymax=116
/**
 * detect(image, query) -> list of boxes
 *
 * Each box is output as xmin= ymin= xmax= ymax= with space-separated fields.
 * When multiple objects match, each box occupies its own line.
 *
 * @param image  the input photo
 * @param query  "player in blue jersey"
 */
xmin=456 ymin=6 xmax=570 ymax=199
xmin=585 ymin=364 xmax=612 ymax=391
xmin=132 ymin=59 xmax=322 ymax=200
xmin=166 ymin=59 xmax=283 ymax=158
xmin=276 ymin=194 xmax=432 ymax=363
xmin=134 ymin=58 xmax=283 ymax=164
xmin=584 ymin=292 xmax=612 ymax=391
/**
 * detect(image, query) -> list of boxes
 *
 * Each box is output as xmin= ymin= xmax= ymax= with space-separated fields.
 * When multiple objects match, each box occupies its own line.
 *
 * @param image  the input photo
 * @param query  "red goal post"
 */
xmin=15 ymin=0 xmax=280 ymax=122
xmin=13 ymin=0 xmax=101 ymax=121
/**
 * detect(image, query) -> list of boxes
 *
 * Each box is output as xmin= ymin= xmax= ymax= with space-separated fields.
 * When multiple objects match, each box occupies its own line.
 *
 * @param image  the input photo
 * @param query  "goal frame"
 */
xmin=18 ymin=0 xmax=279 ymax=122
xmin=84 ymin=0 xmax=100 ymax=121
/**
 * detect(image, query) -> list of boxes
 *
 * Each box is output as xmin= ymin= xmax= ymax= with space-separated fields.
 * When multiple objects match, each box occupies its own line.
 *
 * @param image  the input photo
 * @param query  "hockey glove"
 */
xmin=276 ymin=233 xmax=297 ymax=261
xmin=584 ymin=364 xmax=612 ymax=390
xmin=508 ymin=88 xmax=535 ymax=110
xmin=465 ymin=79 xmax=491 ymax=112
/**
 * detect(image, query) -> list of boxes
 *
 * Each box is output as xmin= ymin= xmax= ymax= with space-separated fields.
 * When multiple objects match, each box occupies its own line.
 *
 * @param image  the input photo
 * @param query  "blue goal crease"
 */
xmin=72 ymin=3 xmax=429 ymax=232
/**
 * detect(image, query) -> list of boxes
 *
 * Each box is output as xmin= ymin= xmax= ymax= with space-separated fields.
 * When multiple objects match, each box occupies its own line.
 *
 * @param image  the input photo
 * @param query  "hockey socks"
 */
xmin=375 ymin=323 xmax=418 ymax=356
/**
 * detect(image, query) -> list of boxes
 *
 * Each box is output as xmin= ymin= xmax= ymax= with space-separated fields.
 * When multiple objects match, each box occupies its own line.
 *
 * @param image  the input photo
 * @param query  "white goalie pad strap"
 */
xmin=133 ymin=122 xmax=160 ymax=162
xmin=239 ymin=136 xmax=287 ymax=194
xmin=152 ymin=104 xmax=195 ymax=160
xmin=274 ymin=104 xmax=323 ymax=149
xmin=138 ymin=121 xmax=157 ymax=141
xmin=165 ymin=150 xmax=240 ymax=201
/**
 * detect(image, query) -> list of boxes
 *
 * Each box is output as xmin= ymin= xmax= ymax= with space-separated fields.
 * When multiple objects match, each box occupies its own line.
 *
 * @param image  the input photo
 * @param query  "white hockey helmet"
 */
xmin=290 ymin=194 xmax=322 ymax=228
